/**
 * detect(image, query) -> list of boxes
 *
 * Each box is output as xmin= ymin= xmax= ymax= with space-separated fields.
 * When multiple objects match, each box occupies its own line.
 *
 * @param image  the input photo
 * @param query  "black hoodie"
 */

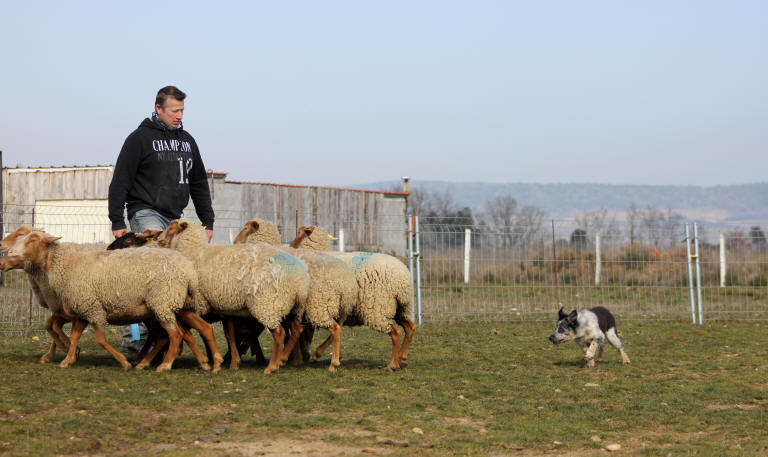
xmin=108 ymin=118 xmax=215 ymax=231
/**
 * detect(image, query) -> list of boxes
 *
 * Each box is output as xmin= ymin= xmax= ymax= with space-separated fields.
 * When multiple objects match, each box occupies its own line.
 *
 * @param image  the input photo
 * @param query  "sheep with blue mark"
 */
xmin=156 ymin=219 xmax=310 ymax=374
xmin=234 ymin=218 xmax=357 ymax=371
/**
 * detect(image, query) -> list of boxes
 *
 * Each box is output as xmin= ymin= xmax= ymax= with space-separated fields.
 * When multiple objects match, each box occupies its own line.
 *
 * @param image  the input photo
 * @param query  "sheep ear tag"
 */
xmin=328 ymin=234 xmax=337 ymax=240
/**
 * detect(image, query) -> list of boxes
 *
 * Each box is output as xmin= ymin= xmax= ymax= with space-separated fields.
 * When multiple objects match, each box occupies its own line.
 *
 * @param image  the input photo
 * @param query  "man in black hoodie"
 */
xmin=108 ymin=85 xmax=215 ymax=354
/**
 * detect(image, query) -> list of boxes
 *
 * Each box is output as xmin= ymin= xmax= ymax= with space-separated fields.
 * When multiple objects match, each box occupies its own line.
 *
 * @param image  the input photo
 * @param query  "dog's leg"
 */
xmin=606 ymin=327 xmax=631 ymax=364
xmin=596 ymin=334 xmax=605 ymax=362
xmin=584 ymin=339 xmax=598 ymax=368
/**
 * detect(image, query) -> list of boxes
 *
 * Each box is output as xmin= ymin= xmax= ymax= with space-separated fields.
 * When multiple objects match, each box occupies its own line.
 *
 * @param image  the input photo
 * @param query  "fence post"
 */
xmin=408 ymin=215 xmax=415 ymax=322
xmin=339 ymin=228 xmax=345 ymax=252
xmin=594 ymin=232 xmax=601 ymax=286
xmin=463 ymin=228 xmax=471 ymax=284
xmin=685 ymin=224 xmax=696 ymax=324
xmin=415 ymin=216 xmax=422 ymax=325
xmin=694 ymin=223 xmax=704 ymax=324
xmin=719 ymin=233 xmax=726 ymax=288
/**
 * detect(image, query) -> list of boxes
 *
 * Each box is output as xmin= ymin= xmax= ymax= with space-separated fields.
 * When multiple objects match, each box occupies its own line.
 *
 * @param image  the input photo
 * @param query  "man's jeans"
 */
xmin=120 ymin=209 xmax=173 ymax=354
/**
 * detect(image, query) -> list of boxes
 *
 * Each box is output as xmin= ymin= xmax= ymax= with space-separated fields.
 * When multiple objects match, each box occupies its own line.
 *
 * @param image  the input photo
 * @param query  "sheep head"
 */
xmin=107 ymin=230 xmax=160 ymax=250
xmin=290 ymin=225 xmax=334 ymax=251
xmin=234 ymin=219 xmax=281 ymax=246
xmin=0 ymin=226 xmax=42 ymax=253
xmin=4 ymin=231 xmax=61 ymax=272
xmin=157 ymin=219 xmax=206 ymax=249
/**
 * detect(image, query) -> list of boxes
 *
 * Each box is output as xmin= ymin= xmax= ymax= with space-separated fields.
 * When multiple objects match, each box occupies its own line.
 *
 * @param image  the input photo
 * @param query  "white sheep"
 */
xmin=0 ymin=226 xmax=104 ymax=363
xmin=234 ymin=219 xmax=357 ymax=371
xmin=291 ymin=225 xmax=417 ymax=371
xmin=156 ymin=219 xmax=311 ymax=374
xmin=4 ymin=230 xmax=216 ymax=372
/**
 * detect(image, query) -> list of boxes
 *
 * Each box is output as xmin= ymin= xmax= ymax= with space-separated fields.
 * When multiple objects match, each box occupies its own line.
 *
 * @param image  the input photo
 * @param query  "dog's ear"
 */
xmin=567 ymin=309 xmax=578 ymax=324
xmin=558 ymin=307 xmax=567 ymax=320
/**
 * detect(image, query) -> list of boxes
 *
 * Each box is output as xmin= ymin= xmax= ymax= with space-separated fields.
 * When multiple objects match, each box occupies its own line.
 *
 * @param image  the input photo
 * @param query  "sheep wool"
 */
xmin=290 ymin=225 xmax=417 ymax=371
xmin=158 ymin=219 xmax=310 ymax=373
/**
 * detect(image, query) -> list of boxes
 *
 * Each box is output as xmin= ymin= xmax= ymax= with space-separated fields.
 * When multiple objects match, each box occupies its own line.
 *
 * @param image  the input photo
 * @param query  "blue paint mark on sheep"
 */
xmin=272 ymin=252 xmax=306 ymax=272
xmin=349 ymin=253 xmax=374 ymax=274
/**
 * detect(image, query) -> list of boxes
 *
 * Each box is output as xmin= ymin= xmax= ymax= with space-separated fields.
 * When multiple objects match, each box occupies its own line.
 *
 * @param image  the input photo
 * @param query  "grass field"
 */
xmin=0 ymin=321 xmax=766 ymax=456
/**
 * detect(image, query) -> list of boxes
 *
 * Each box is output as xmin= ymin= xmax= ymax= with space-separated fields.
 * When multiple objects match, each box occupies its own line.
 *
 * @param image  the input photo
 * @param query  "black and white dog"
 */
xmin=549 ymin=306 xmax=631 ymax=368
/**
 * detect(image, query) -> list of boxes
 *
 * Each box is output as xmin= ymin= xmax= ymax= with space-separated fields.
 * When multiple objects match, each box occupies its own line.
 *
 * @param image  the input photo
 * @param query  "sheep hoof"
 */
xmin=386 ymin=363 xmax=400 ymax=372
xmin=200 ymin=363 xmax=211 ymax=371
xmin=263 ymin=367 xmax=276 ymax=375
xmin=39 ymin=356 xmax=52 ymax=364
xmin=156 ymin=364 xmax=171 ymax=372
xmin=58 ymin=362 xmax=71 ymax=368
xmin=134 ymin=363 xmax=147 ymax=371
xmin=399 ymin=361 xmax=409 ymax=368
xmin=310 ymin=355 xmax=320 ymax=363
xmin=212 ymin=365 xmax=221 ymax=374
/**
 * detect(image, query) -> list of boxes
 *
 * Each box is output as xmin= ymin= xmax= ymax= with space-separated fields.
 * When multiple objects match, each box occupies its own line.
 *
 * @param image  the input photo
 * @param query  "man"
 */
xmin=108 ymin=85 xmax=215 ymax=355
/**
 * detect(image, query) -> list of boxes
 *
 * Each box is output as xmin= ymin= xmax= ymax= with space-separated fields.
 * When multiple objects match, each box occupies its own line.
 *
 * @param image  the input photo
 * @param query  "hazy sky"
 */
xmin=1 ymin=2 xmax=766 ymax=187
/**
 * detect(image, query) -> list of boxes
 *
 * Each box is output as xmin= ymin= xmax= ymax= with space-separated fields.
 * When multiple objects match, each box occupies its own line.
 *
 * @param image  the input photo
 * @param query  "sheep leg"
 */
xmin=59 ymin=318 xmax=88 ymax=368
xmin=327 ymin=321 xmax=342 ymax=372
xmin=134 ymin=322 xmax=156 ymax=363
xmin=91 ymin=323 xmax=132 ymax=371
xmin=279 ymin=318 xmax=303 ymax=365
xmin=300 ymin=325 xmax=314 ymax=362
xmin=386 ymin=323 xmax=402 ymax=372
xmin=177 ymin=309 xmax=222 ymax=372
xmin=265 ymin=324 xmax=286 ymax=374
xmin=180 ymin=326 xmax=211 ymax=371
xmin=41 ymin=315 xmax=65 ymax=363
xmin=310 ymin=332 xmax=333 ymax=362
xmin=155 ymin=321 xmax=184 ymax=372
xmin=395 ymin=317 xmax=416 ymax=367
xmin=249 ymin=321 xmax=267 ymax=366
xmin=223 ymin=318 xmax=242 ymax=370
xmin=135 ymin=332 xmax=169 ymax=370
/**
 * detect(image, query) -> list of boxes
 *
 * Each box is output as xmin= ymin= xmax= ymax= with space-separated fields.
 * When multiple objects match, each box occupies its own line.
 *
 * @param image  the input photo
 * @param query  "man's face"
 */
xmin=156 ymin=97 xmax=184 ymax=129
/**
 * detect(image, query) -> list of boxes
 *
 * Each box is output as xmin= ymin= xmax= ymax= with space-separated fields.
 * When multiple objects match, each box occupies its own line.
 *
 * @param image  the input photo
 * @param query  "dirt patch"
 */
xmin=156 ymin=437 xmax=391 ymax=456
xmin=444 ymin=416 xmax=489 ymax=434
xmin=707 ymin=403 xmax=760 ymax=411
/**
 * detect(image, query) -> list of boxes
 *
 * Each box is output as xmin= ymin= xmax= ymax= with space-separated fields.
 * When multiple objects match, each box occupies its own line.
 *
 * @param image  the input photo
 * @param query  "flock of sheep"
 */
xmin=0 ymin=219 xmax=416 ymax=374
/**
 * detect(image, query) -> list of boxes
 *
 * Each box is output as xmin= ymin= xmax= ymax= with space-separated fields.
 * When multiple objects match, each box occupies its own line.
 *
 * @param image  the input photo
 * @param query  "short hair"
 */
xmin=155 ymin=86 xmax=186 ymax=108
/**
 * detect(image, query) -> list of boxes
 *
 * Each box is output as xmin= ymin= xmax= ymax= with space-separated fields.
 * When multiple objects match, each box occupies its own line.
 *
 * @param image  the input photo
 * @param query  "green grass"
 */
xmin=0 ymin=322 xmax=766 ymax=456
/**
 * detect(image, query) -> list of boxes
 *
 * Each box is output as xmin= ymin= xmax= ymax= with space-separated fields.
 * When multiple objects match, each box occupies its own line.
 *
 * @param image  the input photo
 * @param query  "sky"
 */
xmin=1 ymin=1 xmax=766 ymax=187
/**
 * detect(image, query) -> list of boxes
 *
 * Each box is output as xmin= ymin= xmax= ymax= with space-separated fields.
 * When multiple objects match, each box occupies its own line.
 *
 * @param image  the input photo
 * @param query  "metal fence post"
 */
xmin=408 ymin=215 xmax=415 ymax=322
xmin=719 ymin=233 xmax=726 ymax=288
xmin=415 ymin=216 xmax=422 ymax=325
xmin=463 ymin=228 xmax=471 ymax=284
xmin=685 ymin=223 xmax=696 ymax=324
xmin=694 ymin=223 xmax=704 ymax=324
xmin=595 ymin=232 xmax=601 ymax=286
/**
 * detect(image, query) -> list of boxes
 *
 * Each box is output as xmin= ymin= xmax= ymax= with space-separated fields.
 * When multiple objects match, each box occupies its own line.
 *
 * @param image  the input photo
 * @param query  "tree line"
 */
xmin=401 ymin=186 xmax=766 ymax=251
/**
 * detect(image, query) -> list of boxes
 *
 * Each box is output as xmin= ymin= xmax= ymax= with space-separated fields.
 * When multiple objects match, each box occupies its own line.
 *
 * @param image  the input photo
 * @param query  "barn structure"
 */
xmin=1 ymin=165 xmax=410 ymax=255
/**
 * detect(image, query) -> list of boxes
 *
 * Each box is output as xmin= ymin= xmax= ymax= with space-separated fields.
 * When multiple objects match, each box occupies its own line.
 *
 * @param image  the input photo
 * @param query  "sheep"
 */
xmin=4 ymin=230 xmax=218 ymax=372
xmin=290 ymin=225 xmax=417 ymax=371
xmin=234 ymin=218 xmax=357 ymax=371
xmin=0 ymin=226 xmax=101 ymax=363
xmin=107 ymin=229 xmax=267 ymax=365
xmin=156 ymin=219 xmax=310 ymax=374
xmin=105 ymin=231 xmax=226 ymax=372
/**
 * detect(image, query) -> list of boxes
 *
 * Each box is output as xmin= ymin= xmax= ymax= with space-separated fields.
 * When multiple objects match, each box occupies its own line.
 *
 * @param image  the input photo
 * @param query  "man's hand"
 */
xmin=113 ymin=229 xmax=127 ymax=239
xmin=205 ymin=229 xmax=213 ymax=243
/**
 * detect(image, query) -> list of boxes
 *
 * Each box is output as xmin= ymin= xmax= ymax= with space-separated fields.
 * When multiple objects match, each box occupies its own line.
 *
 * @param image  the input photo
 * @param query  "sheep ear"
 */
xmin=43 ymin=236 xmax=62 ymax=244
xmin=179 ymin=221 xmax=188 ymax=231
xmin=248 ymin=220 xmax=260 ymax=232
xmin=303 ymin=227 xmax=313 ymax=236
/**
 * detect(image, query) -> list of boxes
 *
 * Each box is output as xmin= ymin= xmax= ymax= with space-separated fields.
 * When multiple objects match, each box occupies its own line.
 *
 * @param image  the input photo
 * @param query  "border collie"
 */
xmin=549 ymin=306 xmax=631 ymax=368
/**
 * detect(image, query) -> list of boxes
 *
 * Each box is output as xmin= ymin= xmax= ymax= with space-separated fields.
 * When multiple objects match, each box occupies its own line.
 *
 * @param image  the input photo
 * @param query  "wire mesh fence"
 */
xmin=1 ymin=206 xmax=767 ymax=334
xmin=414 ymin=217 xmax=768 ymax=323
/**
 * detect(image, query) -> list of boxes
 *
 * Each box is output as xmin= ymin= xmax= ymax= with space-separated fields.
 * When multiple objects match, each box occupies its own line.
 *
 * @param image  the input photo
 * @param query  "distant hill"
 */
xmin=353 ymin=180 xmax=768 ymax=227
